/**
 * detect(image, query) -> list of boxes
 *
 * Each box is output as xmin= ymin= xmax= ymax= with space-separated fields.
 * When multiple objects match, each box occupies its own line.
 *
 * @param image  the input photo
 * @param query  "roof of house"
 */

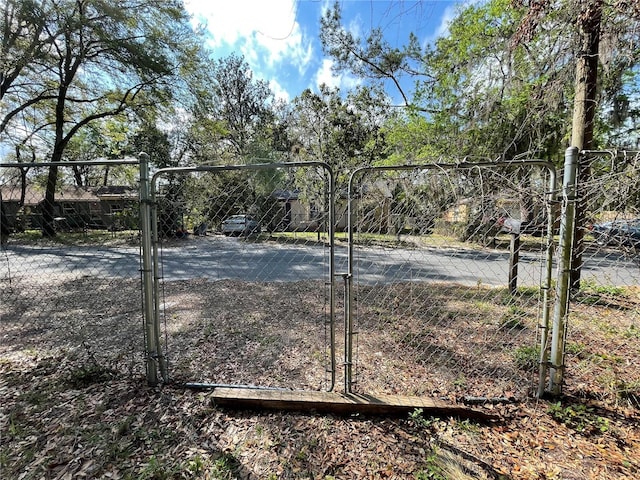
xmin=91 ymin=185 xmax=138 ymax=199
xmin=1 ymin=185 xmax=136 ymax=204
xmin=1 ymin=186 xmax=45 ymax=205
xmin=56 ymin=187 xmax=100 ymax=202
xmin=271 ymin=189 xmax=300 ymax=201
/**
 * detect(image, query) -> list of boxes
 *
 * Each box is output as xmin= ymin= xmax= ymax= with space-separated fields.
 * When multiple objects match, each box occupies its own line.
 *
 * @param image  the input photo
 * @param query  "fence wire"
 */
xmin=0 ymin=161 xmax=144 ymax=378
xmin=564 ymin=151 xmax=640 ymax=407
xmin=346 ymin=162 xmax=556 ymax=399
xmin=4 ymin=154 xmax=638 ymax=405
xmin=150 ymin=163 xmax=336 ymax=391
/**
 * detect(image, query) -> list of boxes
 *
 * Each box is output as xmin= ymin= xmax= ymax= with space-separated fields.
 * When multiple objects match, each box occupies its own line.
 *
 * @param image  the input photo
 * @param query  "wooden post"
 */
xmin=570 ymin=0 xmax=602 ymax=291
xmin=509 ymin=233 xmax=520 ymax=295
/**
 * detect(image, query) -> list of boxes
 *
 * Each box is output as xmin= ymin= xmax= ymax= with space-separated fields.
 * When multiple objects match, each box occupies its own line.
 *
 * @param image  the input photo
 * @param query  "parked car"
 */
xmin=590 ymin=218 xmax=640 ymax=247
xmin=221 ymin=214 xmax=260 ymax=236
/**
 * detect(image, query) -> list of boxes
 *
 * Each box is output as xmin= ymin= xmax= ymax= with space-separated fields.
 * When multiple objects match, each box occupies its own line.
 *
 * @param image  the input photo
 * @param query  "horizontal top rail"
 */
xmin=347 ymin=159 xmax=558 ymax=205
xmin=348 ymin=159 xmax=557 ymax=185
xmin=151 ymin=161 xmax=333 ymax=198
xmin=150 ymin=161 xmax=332 ymax=187
xmin=0 ymin=160 xmax=140 ymax=168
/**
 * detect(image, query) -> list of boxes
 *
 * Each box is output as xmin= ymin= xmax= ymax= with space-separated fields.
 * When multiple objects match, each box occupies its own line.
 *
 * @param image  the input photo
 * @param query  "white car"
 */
xmin=221 ymin=215 xmax=260 ymax=236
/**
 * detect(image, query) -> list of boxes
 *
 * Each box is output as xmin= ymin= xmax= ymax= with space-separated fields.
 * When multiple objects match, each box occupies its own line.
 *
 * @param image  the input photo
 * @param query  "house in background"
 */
xmin=91 ymin=186 xmax=138 ymax=229
xmin=269 ymin=189 xmax=329 ymax=232
xmin=0 ymin=185 xmax=138 ymax=232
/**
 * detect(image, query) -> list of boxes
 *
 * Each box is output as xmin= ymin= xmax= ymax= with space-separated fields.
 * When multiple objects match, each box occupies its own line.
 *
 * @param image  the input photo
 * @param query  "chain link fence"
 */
xmin=150 ymin=163 xmax=337 ymax=391
xmin=345 ymin=161 xmax=557 ymax=400
xmin=563 ymin=150 xmax=640 ymax=406
xmin=3 ymin=154 xmax=638 ymax=405
xmin=0 ymin=161 xmax=144 ymax=378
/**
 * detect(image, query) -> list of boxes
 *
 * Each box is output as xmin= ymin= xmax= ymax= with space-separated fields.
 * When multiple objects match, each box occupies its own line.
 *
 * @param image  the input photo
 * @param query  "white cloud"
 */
xmin=184 ymin=0 xmax=296 ymax=47
xmin=183 ymin=0 xmax=311 ymax=69
xmin=183 ymin=0 xmax=315 ymax=98
xmin=269 ymin=79 xmax=290 ymax=103
xmin=435 ymin=0 xmax=487 ymax=42
xmin=433 ymin=5 xmax=457 ymax=40
xmin=314 ymin=58 xmax=360 ymax=92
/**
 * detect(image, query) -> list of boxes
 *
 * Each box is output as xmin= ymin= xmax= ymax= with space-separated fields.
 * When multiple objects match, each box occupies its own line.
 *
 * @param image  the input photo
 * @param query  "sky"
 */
xmin=182 ymin=0 xmax=469 ymax=103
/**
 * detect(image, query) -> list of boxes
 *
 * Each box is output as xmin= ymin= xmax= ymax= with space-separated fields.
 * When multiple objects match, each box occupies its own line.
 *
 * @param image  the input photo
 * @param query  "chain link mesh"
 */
xmin=152 ymin=164 xmax=336 ymax=391
xmin=566 ymin=151 xmax=640 ymax=406
xmin=347 ymin=162 xmax=556 ymax=399
xmin=1 ymin=162 xmax=144 ymax=376
xmin=4 ymin=155 xmax=638 ymax=404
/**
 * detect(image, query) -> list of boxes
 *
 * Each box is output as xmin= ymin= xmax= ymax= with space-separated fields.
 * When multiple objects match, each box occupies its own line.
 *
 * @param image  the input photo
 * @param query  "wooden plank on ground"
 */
xmin=209 ymin=387 xmax=497 ymax=420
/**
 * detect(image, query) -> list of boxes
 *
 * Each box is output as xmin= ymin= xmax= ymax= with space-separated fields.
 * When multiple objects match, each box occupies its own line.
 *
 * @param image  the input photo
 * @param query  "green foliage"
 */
xmin=581 ymin=280 xmax=626 ymax=297
xmin=456 ymin=418 xmax=480 ymax=434
xmin=415 ymin=448 xmax=446 ymax=480
xmin=209 ymin=453 xmax=243 ymax=479
xmin=499 ymin=305 xmax=529 ymax=330
xmin=409 ymin=408 xmax=435 ymax=428
xmin=615 ymin=380 xmax=640 ymax=408
xmin=66 ymin=364 xmax=116 ymax=389
xmin=321 ymin=0 xmax=640 ymax=162
xmin=208 ymin=53 xmax=276 ymax=159
xmin=513 ymin=345 xmax=540 ymax=371
xmin=290 ymin=85 xmax=388 ymax=192
xmin=623 ymin=324 xmax=640 ymax=340
xmin=185 ymin=454 xmax=207 ymax=474
xmin=565 ymin=342 xmax=587 ymax=356
xmin=138 ymin=455 xmax=180 ymax=480
xmin=548 ymin=402 xmax=610 ymax=435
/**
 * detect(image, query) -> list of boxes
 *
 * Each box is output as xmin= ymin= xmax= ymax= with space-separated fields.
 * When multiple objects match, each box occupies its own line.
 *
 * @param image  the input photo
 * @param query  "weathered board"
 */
xmin=208 ymin=387 xmax=497 ymax=419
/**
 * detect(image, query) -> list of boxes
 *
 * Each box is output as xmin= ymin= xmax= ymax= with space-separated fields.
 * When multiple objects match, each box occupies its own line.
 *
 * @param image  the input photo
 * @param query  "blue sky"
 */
xmin=183 ymin=0 xmax=469 ymax=102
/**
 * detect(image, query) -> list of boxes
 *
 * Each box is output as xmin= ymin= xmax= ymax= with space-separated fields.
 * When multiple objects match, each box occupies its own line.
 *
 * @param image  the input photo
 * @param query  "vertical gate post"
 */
xmin=537 ymin=167 xmax=558 ymax=398
xmin=549 ymin=147 xmax=579 ymax=396
xmin=342 ymin=273 xmax=353 ymax=393
xmin=150 ymin=173 xmax=168 ymax=382
xmin=139 ymin=152 xmax=159 ymax=385
xmin=345 ymin=171 xmax=359 ymax=394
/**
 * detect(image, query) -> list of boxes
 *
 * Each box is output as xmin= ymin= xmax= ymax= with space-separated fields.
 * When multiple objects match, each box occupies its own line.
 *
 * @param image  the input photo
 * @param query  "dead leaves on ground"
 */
xmin=2 ymin=351 xmax=639 ymax=480
xmin=1 ymin=277 xmax=639 ymax=479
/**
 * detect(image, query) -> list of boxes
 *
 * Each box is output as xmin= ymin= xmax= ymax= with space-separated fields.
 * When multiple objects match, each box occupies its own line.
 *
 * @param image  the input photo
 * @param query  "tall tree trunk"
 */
xmin=42 ymin=163 xmax=59 ymax=237
xmin=42 ymin=78 xmax=69 ymax=237
xmin=103 ymin=165 xmax=110 ymax=186
xmin=570 ymin=0 xmax=602 ymax=291
xmin=1 ymin=189 xmax=10 ymax=245
xmin=42 ymin=140 xmax=66 ymax=237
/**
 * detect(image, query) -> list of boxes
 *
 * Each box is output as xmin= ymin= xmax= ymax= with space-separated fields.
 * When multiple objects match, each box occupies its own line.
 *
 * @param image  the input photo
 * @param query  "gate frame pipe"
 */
xmin=139 ymin=152 xmax=160 ymax=385
xmin=548 ymin=147 xmax=579 ymax=396
xmin=149 ymin=161 xmax=337 ymax=391
xmin=348 ymin=160 xmax=557 ymax=396
xmin=537 ymin=165 xmax=560 ymax=398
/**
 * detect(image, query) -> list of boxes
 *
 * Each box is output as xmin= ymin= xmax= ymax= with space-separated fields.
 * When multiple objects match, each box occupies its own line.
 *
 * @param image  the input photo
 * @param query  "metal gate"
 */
xmin=146 ymin=162 xmax=337 ymax=391
xmin=344 ymin=160 xmax=557 ymax=399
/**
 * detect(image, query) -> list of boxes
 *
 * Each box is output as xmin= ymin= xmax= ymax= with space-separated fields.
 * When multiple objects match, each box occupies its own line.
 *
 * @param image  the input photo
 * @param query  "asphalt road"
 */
xmin=1 ymin=234 xmax=638 ymax=288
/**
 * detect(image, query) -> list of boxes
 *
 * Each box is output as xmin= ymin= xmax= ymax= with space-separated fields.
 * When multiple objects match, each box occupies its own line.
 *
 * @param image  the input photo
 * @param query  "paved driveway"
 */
xmin=1 ymin=235 xmax=638 ymax=287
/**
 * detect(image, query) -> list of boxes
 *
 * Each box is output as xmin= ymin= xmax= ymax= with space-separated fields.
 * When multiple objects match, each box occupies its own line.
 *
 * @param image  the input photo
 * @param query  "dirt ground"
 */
xmin=1 ymin=277 xmax=639 ymax=479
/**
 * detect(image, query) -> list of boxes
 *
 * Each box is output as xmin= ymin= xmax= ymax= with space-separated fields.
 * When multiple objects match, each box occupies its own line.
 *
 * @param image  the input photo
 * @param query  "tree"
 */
xmin=320 ymin=1 xmax=432 ymax=113
xmin=511 ymin=0 xmax=640 ymax=289
xmin=320 ymin=0 xmax=640 ymax=248
xmin=162 ymin=52 xmax=284 ymax=166
xmin=1 ymin=0 xmax=203 ymax=236
xmin=321 ymin=0 xmax=640 ymax=161
xmin=289 ymin=85 xmax=389 ymax=190
xmin=1 ymin=0 xmax=58 ymax=133
xmin=209 ymin=53 xmax=275 ymax=161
